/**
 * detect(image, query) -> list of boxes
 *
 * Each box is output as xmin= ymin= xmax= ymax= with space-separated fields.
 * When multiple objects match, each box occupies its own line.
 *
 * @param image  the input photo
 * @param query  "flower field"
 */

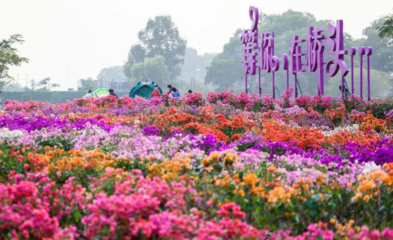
xmin=1 ymin=90 xmax=393 ymax=239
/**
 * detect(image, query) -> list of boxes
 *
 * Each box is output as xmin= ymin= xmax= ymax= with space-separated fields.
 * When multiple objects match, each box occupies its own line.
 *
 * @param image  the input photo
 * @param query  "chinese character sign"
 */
xmin=240 ymin=6 xmax=373 ymax=100
xmin=241 ymin=6 xmax=259 ymax=76
xmin=240 ymin=6 xmax=281 ymax=97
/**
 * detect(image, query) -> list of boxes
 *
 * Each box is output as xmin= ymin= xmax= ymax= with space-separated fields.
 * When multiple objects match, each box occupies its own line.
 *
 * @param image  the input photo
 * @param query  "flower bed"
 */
xmin=0 ymin=89 xmax=393 ymax=239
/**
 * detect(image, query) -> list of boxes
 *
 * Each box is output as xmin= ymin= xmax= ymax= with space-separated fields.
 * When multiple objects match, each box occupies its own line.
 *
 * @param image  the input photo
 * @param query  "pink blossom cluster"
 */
xmin=295 ymin=95 xmax=332 ymax=110
xmin=207 ymin=91 xmax=237 ymax=104
xmin=181 ymin=92 xmax=205 ymax=106
xmin=0 ymin=173 xmax=83 ymax=239
xmin=4 ymin=100 xmax=51 ymax=113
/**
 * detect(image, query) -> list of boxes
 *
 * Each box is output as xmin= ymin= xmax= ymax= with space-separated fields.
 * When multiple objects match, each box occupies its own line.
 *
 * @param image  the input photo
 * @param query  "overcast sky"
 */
xmin=1 ymin=0 xmax=392 ymax=90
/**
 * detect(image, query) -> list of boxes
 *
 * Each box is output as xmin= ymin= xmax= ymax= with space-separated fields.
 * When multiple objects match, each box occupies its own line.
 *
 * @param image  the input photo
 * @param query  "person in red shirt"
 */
xmin=150 ymin=84 xmax=161 ymax=98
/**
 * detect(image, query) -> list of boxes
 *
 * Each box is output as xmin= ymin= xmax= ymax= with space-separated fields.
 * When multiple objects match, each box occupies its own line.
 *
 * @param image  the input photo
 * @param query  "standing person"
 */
xmin=150 ymin=84 xmax=161 ymax=98
xmin=171 ymin=87 xmax=180 ymax=99
xmin=83 ymin=90 xmax=93 ymax=99
xmin=109 ymin=89 xmax=119 ymax=99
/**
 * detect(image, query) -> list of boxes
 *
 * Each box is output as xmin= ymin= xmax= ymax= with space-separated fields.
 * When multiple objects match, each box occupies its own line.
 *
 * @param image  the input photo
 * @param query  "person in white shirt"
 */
xmin=83 ymin=90 xmax=93 ymax=99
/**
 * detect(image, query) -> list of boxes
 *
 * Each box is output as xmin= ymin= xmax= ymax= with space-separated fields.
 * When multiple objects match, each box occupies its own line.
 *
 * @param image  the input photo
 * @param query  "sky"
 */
xmin=1 ymin=0 xmax=392 ymax=90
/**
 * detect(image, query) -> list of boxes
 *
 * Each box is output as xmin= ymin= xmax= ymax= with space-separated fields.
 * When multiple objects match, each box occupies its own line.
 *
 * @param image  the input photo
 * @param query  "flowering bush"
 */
xmin=0 ymin=92 xmax=392 ymax=239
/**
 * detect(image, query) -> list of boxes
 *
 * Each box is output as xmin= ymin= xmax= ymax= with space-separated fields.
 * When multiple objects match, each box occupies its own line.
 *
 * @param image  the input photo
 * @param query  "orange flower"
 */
xmin=267 ymin=166 xmax=277 ymax=174
xmin=243 ymin=172 xmax=259 ymax=187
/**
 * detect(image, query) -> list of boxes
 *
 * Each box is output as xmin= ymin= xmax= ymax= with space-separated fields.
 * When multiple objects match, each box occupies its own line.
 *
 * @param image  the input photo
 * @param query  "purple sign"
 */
xmin=241 ymin=6 xmax=373 ymax=100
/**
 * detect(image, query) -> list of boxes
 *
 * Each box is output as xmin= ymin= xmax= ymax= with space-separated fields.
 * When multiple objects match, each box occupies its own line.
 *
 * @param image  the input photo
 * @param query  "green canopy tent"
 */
xmin=129 ymin=82 xmax=163 ymax=99
xmin=93 ymin=88 xmax=110 ymax=98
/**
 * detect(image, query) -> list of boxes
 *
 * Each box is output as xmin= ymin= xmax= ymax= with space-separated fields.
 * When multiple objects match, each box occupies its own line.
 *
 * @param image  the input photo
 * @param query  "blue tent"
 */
xmin=129 ymin=81 xmax=163 ymax=99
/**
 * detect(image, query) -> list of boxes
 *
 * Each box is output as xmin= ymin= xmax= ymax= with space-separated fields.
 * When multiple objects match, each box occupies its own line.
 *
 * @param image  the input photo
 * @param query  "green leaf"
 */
xmin=310 ymin=194 xmax=321 ymax=201
xmin=309 ymin=210 xmax=317 ymax=217
xmin=73 ymin=210 xmax=81 ymax=222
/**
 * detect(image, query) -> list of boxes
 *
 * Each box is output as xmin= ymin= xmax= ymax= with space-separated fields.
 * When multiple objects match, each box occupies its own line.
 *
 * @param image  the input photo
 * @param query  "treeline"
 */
xmin=2 ymin=91 xmax=130 ymax=104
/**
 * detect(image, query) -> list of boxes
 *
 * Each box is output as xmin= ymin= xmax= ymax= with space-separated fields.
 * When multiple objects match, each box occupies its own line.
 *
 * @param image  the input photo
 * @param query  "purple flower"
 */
xmin=142 ymin=126 xmax=161 ymax=136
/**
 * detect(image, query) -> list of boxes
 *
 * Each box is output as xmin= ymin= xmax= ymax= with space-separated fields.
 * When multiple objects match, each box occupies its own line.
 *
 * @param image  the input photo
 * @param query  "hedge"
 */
xmin=1 ymin=91 xmax=130 ymax=104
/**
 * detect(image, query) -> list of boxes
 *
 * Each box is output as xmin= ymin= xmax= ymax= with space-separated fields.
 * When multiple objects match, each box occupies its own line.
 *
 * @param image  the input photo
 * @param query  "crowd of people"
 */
xmin=83 ymin=83 xmax=192 ymax=100
xmin=83 ymin=88 xmax=119 ymax=99
xmin=150 ymin=84 xmax=192 ymax=99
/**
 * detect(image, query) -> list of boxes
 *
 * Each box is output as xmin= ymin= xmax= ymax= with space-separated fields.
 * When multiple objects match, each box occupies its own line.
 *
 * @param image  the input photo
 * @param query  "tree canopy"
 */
xmin=358 ymin=18 xmax=393 ymax=73
xmin=124 ymin=16 xmax=186 ymax=80
xmin=326 ymin=68 xmax=391 ymax=98
xmin=98 ymin=66 xmax=126 ymax=82
xmin=0 ymin=34 xmax=29 ymax=107
xmin=179 ymin=47 xmax=216 ymax=81
xmin=130 ymin=56 xmax=171 ymax=87
xmin=205 ymin=10 xmax=393 ymax=97
xmin=377 ymin=14 xmax=393 ymax=40
xmin=0 ymin=34 xmax=29 ymax=92
xmin=78 ymin=77 xmax=97 ymax=91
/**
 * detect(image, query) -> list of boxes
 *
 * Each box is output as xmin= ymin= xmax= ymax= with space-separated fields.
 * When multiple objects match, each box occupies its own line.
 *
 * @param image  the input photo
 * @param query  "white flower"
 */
xmin=0 ymin=128 xmax=23 ymax=144
xmin=361 ymin=162 xmax=381 ymax=175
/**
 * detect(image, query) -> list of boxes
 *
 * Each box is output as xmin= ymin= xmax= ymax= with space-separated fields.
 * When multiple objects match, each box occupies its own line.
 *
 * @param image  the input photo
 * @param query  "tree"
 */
xmin=257 ymin=10 xmax=335 ymax=96
xmin=377 ymin=14 xmax=393 ymax=40
xmin=180 ymin=47 xmax=216 ymax=81
xmin=205 ymin=58 xmax=243 ymax=92
xmin=204 ymin=11 xmax=335 ymax=95
xmin=123 ymin=44 xmax=146 ymax=79
xmin=130 ymin=56 xmax=171 ymax=86
xmin=0 ymin=34 xmax=29 ymax=107
xmin=325 ymin=68 xmax=391 ymax=98
xmin=97 ymin=66 xmax=126 ymax=82
xmin=359 ymin=19 xmax=393 ymax=73
xmin=78 ymin=77 xmax=97 ymax=91
xmin=204 ymin=29 xmax=244 ymax=93
xmin=124 ymin=16 xmax=187 ymax=80
xmin=205 ymin=10 xmax=393 ymax=97
xmin=27 ymin=77 xmax=60 ymax=91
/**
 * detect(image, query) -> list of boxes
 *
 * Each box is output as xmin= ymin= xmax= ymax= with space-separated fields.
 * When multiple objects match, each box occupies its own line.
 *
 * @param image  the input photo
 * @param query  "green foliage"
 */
xmin=205 ymin=10 xmax=393 ymax=96
xmin=0 ymin=34 xmax=29 ymax=102
xmin=325 ymin=68 xmax=391 ymax=98
xmin=36 ymin=136 xmax=74 ymax=151
xmin=204 ymin=11 xmax=335 ymax=95
xmin=130 ymin=56 xmax=171 ymax=87
xmin=124 ymin=15 xmax=187 ymax=80
xmin=360 ymin=18 xmax=393 ymax=73
xmin=78 ymin=77 xmax=97 ymax=91
xmin=377 ymin=14 xmax=393 ymax=39
xmin=124 ymin=44 xmax=146 ymax=79
xmin=366 ymin=100 xmax=393 ymax=119
xmin=205 ymin=58 xmax=243 ymax=92
xmin=204 ymin=29 xmax=244 ymax=92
